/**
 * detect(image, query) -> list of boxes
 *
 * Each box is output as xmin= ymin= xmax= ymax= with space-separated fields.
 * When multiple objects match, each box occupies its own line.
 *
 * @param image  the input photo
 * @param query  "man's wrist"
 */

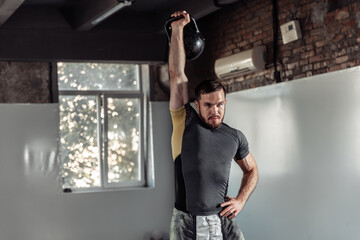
xmin=235 ymin=195 xmax=245 ymax=203
xmin=171 ymin=27 xmax=184 ymax=35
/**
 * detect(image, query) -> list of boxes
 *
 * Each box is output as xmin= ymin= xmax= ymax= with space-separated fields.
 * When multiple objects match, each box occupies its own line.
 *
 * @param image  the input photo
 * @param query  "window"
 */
xmin=57 ymin=62 xmax=153 ymax=192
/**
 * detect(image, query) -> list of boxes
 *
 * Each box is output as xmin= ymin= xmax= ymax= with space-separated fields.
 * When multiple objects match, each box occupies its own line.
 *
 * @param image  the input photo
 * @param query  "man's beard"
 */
xmin=198 ymin=112 xmax=224 ymax=129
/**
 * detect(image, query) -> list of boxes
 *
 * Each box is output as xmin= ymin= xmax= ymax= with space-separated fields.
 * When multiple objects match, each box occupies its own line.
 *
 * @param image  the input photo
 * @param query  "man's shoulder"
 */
xmin=184 ymin=102 xmax=196 ymax=111
xmin=221 ymin=122 xmax=238 ymax=132
xmin=184 ymin=102 xmax=198 ymax=121
xmin=220 ymin=123 xmax=247 ymax=141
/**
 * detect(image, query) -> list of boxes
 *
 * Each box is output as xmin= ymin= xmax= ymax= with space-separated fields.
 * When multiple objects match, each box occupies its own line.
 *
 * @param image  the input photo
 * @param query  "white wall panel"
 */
xmin=0 ymin=103 xmax=174 ymax=240
xmin=1 ymin=67 xmax=359 ymax=240
xmin=225 ymin=67 xmax=360 ymax=240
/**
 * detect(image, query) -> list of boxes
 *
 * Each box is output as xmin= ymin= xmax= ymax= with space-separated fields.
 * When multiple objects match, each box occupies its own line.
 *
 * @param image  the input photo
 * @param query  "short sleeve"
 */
xmin=170 ymin=106 xmax=186 ymax=161
xmin=235 ymin=130 xmax=250 ymax=160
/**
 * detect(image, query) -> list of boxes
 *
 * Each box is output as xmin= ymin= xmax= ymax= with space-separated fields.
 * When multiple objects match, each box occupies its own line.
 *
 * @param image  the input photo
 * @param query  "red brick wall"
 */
xmin=177 ymin=0 xmax=360 ymax=99
xmin=0 ymin=62 xmax=51 ymax=103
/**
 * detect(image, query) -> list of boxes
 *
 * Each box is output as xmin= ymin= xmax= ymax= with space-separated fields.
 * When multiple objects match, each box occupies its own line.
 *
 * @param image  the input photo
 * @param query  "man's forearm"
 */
xmin=168 ymin=25 xmax=189 ymax=109
xmin=220 ymin=165 xmax=258 ymax=219
xmin=168 ymin=11 xmax=190 ymax=110
xmin=169 ymin=28 xmax=187 ymax=80
xmin=236 ymin=168 xmax=258 ymax=204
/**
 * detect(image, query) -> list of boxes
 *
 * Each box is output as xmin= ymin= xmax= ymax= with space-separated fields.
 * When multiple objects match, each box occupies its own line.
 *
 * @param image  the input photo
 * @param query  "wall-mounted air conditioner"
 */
xmin=214 ymin=45 xmax=266 ymax=79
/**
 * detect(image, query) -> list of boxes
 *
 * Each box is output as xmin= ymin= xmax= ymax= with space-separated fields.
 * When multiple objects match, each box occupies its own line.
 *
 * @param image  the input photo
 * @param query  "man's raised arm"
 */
xmin=168 ymin=11 xmax=190 ymax=110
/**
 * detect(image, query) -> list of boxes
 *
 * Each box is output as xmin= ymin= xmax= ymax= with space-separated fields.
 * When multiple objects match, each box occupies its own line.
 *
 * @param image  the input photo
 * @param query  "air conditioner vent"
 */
xmin=215 ymin=46 xmax=266 ymax=79
xmin=219 ymin=67 xmax=252 ymax=79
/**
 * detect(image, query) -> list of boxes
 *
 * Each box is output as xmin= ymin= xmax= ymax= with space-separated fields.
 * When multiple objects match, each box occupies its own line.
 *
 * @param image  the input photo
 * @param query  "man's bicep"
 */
xmin=170 ymin=78 xmax=189 ymax=110
xmin=235 ymin=152 xmax=257 ymax=173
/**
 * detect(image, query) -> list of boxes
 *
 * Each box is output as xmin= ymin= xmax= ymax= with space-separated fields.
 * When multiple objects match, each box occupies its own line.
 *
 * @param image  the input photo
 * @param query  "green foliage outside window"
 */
xmin=58 ymin=62 xmax=142 ymax=190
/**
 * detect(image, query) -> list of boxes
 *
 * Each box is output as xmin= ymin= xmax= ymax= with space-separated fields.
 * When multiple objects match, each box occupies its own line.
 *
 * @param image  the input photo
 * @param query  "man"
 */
xmin=168 ymin=10 xmax=258 ymax=240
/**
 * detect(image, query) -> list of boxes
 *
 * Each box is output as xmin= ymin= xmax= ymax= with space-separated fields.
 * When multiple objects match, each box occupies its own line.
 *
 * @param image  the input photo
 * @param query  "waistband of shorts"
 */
xmin=173 ymin=206 xmax=221 ymax=217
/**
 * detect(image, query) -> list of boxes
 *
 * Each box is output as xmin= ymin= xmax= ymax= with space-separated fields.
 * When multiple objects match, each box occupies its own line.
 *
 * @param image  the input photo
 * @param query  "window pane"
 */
xmin=107 ymin=98 xmax=140 ymax=183
xmin=57 ymin=62 xmax=139 ymax=91
xmin=59 ymin=95 xmax=101 ymax=188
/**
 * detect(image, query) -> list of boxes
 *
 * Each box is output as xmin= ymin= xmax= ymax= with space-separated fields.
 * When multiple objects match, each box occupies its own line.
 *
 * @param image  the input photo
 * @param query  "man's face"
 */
xmin=195 ymin=90 xmax=226 ymax=129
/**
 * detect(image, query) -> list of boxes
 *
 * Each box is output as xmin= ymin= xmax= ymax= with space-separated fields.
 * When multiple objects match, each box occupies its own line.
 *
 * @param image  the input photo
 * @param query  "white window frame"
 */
xmin=57 ymin=63 xmax=153 ymax=193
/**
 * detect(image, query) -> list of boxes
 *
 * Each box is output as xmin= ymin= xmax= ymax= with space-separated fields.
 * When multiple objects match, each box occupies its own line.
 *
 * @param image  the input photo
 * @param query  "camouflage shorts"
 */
xmin=169 ymin=208 xmax=245 ymax=240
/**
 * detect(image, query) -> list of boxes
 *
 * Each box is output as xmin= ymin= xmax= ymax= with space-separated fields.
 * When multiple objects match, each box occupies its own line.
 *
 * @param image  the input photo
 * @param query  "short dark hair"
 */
xmin=195 ymin=79 xmax=226 ymax=100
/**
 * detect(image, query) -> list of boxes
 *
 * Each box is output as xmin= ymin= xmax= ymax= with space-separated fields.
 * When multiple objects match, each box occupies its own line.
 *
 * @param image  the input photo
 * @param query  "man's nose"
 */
xmin=210 ymin=105 xmax=218 ymax=114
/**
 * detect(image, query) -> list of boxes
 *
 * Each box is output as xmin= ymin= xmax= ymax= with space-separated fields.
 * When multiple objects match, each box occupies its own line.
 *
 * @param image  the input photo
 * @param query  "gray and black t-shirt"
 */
xmin=170 ymin=103 xmax=249 ymax=215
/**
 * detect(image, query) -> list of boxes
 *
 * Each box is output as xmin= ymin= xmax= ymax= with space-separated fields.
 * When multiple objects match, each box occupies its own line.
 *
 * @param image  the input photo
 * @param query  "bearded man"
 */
xmin=168 ymin=10 xmax=259 ymax=240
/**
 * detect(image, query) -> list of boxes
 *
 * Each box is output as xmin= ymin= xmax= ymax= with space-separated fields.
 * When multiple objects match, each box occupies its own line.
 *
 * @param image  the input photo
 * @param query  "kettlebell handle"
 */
xmin=164 ymin=15 xmax=200 ymax=43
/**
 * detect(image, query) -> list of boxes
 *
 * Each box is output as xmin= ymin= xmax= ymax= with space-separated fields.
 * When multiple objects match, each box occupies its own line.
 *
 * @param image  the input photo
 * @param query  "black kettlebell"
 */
xmin=165 ymin=15 xmax=205 ymax=61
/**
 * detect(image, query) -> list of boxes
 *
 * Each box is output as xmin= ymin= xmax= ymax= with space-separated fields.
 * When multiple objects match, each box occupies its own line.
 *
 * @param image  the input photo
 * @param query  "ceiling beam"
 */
xmin=0 ymin=0 xmax=24 ymax=25
xmin=63 ymin=0 xmax=134 ymax=31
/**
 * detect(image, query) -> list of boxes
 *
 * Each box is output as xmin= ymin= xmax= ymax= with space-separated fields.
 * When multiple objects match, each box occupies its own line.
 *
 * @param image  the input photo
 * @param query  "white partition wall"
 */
xmin=0 ymin=103 xmax=174 ymax=240
xmin=0 ymin=67 xmax=359 ymax=240
xmin=225 ymin=67 xmax=360 ymax=240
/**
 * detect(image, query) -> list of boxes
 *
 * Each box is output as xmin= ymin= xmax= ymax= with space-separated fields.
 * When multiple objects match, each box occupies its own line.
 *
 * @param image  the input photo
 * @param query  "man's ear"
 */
xmin=194 ymin=100 xmax=200 ymax=112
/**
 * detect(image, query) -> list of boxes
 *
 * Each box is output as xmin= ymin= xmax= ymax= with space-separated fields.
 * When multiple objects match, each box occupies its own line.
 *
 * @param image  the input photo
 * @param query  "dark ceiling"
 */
xmin=4 ymin=0 xmax=230 ymax=32
xmin=0 ymin=0 xmax=238 ymax=62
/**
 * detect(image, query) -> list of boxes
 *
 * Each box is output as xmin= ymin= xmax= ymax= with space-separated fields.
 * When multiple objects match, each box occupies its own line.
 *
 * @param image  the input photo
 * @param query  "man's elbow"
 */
xmin=169 ymin=69 xmax=186 ymax=81
xmin=246 ymin=165 xmax=258 ymax=183
xmin=169 ymin=74 xmax=188 ymax=87
xmin=252 ymin=166 xmax=259 ymax=184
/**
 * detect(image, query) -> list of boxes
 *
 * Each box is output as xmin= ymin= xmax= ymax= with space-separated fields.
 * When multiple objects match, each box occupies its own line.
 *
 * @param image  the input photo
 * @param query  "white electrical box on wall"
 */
xmin=280 ymin=20 xmax=302 ymax=44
